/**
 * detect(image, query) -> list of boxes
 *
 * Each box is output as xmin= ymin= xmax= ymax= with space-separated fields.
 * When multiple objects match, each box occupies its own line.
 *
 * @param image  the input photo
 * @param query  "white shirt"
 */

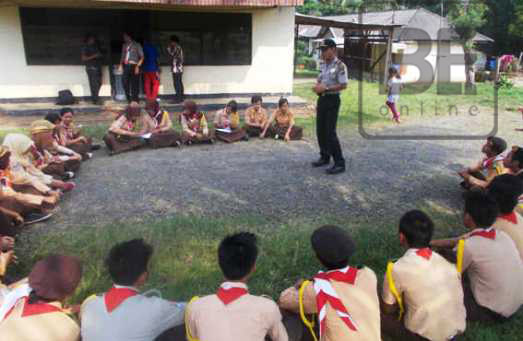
xmin=80 ymin=285 xmax=186 ymax=341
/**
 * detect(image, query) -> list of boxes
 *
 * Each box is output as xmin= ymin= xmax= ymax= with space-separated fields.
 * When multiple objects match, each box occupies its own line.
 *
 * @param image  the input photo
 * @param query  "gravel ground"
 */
xmin=42 ymin=106 xmax=522 ymax=229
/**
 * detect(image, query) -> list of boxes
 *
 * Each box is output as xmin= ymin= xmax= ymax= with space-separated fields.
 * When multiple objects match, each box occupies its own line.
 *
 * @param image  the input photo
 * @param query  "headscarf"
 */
xmin=30 ymin=120 xmax=57 ymax=153
xmin=1 ymin=133 xmax=53 ymax=188
xmin=28 ymin=254 xmax=83 ymax=301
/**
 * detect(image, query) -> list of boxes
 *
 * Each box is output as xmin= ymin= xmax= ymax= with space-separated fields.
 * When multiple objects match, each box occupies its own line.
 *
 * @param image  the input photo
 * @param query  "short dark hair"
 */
xmin=513 ymin=147 xmax=523 ymax=167
xmin=106 ymin=239 xmax=153 ymax=286
xmin=487 ymin=136 xmax=507 ymax=155
xmin=278 ymin=97 xmax=288 ymax=108
xmin=45 ymin=112 xmax=61 ymax=125
xmin=170 ymin=35 xmax=180 ymax=43
xmin=464 ymin=191 xmax=499 ymax=228
xmin=60 ymin=108 xmax=74 ymax=117
xmin=226 ymin=100 xmax=238 ymax=113
xmin=311 ymin=225 xmax=355 ymax=270
xmin=218 ymin=232 xmax=258 ymax=280
xmin=399 ymin=210 xmax=434 ymax=248
xmin=251 ymin=95 xmax=262 ymax=104
xmin=487 ymin=174 xmax=523 ymax=214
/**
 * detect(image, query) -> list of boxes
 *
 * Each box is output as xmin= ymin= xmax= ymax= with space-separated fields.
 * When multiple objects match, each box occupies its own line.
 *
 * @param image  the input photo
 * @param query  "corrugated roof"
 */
xmin=93 ymin=0 xmax=302 ymax=7
xmin=300 ymin=8 xmax=493 ymax=42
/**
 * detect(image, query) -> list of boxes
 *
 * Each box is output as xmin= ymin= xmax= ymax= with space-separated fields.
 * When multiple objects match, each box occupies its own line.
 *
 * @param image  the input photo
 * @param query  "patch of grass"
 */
xmin=0 ymin=127 xmax=28 ymax=141
xmin=294 ymin=80 xmax=523 ymax=130
xmin=294 ymin=69 xmax=319 ymax=79
xmin=9 ymin=209 xmax=522 ymax=340
xmin=81 ymin=123 xmax=109 ymax=141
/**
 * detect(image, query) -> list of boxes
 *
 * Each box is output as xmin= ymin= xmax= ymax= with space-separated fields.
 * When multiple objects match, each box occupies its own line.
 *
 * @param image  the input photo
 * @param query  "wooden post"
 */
xmin=383 ymin=28 xmax=393 ymax=86
xmin=294 ymin=24 xmax=299 ymax=77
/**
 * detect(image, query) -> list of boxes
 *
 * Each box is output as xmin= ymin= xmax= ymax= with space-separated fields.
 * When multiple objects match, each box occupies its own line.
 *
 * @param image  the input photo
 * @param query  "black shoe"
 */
xmin=312 ymin=158 xmax=330 ymax=168
xmin=242 ymin=135 xmax=250 ymax=142
xmin=91 ymin=144 xmax=101 ymax=151
xmin=24 ymin=212 xmax=53 ymax=226
xmin=326 ymin=165 xmax=345 ymax=175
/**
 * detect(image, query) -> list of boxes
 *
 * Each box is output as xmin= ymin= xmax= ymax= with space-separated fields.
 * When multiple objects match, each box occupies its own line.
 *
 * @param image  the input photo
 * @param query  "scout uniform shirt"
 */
xmin=318 ymin=57 xmax=348 ymax=95
xmin=382 ymin=248 xmax=466 ymax=341
xmin=121 ymin=41 xmax=144 ymax=65
xmin=245 ymin=106 xmax=268 ymax=126
xmin=0 ymin=297 xmax=79 ymax=341
xmin=149 ymin=110 xmax=173 ymax=132
xmin=273 ymin=110 xmax=295 ymax=128
xmin=279 ymin=266 xmax=381 ymax=341
xmin=461 ymin=228 xmax=523 ymax=317
xmin=214 ymin=110 xmax=240 ymax=130
xmin=481 ymin=154 xmax=506 ymax=181
xmin=493 ymin=211 xmax=523 ymax=260
xmin=80 ymin=285 xmax=185 ymax=341
xmin=186 ymin=281 xmax=288 ymax=341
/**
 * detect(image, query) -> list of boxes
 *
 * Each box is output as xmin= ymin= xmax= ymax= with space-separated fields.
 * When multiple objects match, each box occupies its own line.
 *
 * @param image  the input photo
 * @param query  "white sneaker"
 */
xmin=65 ymin=171 xmax=75 ymax=180
xmin=86 ymin=153 xmax=93 ymax=159
xmin=274 ymin=134 xmax=279 ymax=140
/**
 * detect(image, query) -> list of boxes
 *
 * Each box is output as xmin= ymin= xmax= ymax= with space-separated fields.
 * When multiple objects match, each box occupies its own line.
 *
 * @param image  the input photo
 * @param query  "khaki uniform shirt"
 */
xmin=187 ymin=282 xmax=288 ymax=341
xmin=318 ymin=58 xmax=348 ymax=95
xmin=493 ymin=212 xmax=523 ymax=260
xmin=272 ymin=110 xmax=295 ymax=127
xmin=121 ymin=41 xmax=144 ymax=65
xmin=462 ymin=229 xmax=523 ymax=317
xmin=382 ymin=249 xmax=466 ymax=341
xmin=245 ymin=107 xmax=268 ymax=126
xmin=279 ymin=267 xmax=381 ymax=341
xmin=0 ymin=300 xmax=79 ymax=341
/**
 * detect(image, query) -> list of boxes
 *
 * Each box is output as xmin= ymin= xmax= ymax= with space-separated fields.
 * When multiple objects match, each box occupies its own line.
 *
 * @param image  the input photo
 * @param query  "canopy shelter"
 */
xmin=295 ymin=13 xmax=401 ymax=83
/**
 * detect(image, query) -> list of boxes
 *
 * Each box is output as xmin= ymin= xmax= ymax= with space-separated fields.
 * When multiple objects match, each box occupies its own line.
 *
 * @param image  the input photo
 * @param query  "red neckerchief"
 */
xmin=126 ymin=120 xmax=135 ymax=132
xmin=499 ymin=212 xmax=518 ymax=225
xmin=153 ymin=110 xmax=163 ymax=128
xmin=313 ymin=267 xmax=359 ymax=337
xmin=415 ymin=248 xmax=433 ymax=260
xmin=104 ymin=287 xmax=139 ymax=313
xmin=482 ymin=156 xmax=494 ymax=169
xmin=216 ymin=283 xmax=248 ymax=305
xmin=0 ymin=169 xmax=12 ymax=188
xmin=184 ymin=112 xmax=202 ymax=132
xmin=4 ymin=297 xmax=62 ymax=320
xmin=471 ymin=228 xmax=497 ymax=240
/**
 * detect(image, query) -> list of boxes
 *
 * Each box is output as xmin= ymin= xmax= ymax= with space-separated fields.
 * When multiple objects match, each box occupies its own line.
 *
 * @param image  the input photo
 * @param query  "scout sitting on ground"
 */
xmin=30 ymin=120 xmax=82 ymax=179
xmin=214 ymin=100 xmax=248 ymax=143
xmin=261 ymin=98 xmax=303 ymax=141
xmin=103 ymin=102 xmax=149 ymax=155
xmin=0 ymin=254 xmax=83 ymax=341
xmin=144 ymin=100 xmax=183 ymax=149
xmin=431 ymin=191 xmax=523 ymax=322
xmin=458 ymin=136 xmax=507 ymax=190
xmin=487 ymin=174 xmax=523 ymax=260
xmin=186 ymin=232 xmax=288 ymax=341
xmin=180 ymin=100 xmax=215 ymax=144
xmin=382 ymin=210 xmax=466 ymax=341
xmin=503 ymin=145 xmax=523 ymax=215
xmin=81 ymin=239 xmax=185 ymax=341
xmin=45 ymin=112 xmax=93 ymax=161
xmin=244 ymin=95 xmax=268 ymax=137
xmin=59 ymin=108 xmax=99 ymax=158
xmin=0 ymin=146 xmax=56 ymax=230
xmin=279 ymin=225 xmax=381 ymax=341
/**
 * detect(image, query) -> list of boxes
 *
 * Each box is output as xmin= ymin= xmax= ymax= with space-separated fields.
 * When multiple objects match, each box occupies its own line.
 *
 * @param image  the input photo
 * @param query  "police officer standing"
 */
xmin=312 ymin=39 xmax=348 ymax=175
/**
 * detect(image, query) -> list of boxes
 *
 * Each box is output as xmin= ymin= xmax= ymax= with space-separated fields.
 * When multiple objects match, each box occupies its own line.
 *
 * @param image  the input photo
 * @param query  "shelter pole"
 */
xmin=383 ymin=28 xmax=393 ymax=85
xmin=294 ymin=23 xmax=299 ymax=76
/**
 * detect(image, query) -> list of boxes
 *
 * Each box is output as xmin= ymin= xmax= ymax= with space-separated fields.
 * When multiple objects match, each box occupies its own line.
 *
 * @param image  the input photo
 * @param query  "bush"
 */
xmin=497 ymin=74 xmax=514 ymax=89
xmin=302 ymin=56 xmax=317 ymax=70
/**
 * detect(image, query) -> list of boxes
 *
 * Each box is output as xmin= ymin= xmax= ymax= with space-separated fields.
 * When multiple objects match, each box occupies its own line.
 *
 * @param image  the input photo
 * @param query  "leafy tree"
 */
xmin=509 ymin=0 xmax=523 ymax=39
xmin=448 ymin=0 xmax=487 ymax=86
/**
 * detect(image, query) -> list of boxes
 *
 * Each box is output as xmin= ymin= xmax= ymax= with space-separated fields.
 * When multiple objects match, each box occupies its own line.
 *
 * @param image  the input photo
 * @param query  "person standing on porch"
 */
xmin=311 ymin=39 xmax=348 ymax=175
xmin=143 ymin=41 xmax=160 ymax=102
xmin=119 ymin=33 xmax=144 ymax=103
xmin=167 ymin=35 xmax=184 ymax=104
xmin=81 ymin=34 xmax=103 ymax=105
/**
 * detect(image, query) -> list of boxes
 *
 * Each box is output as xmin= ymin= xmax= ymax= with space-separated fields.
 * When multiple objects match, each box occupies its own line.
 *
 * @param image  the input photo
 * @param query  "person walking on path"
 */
xmin=311 ymin=39 xmax=348 ymax=175
xmin=142 ymin=41 xmax=160 ymax=102
xmin=167 ymin=35 xmax=184 ymax=104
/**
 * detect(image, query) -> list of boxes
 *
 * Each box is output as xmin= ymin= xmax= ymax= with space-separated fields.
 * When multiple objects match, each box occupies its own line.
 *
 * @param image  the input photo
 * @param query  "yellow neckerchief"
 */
xmin=298 ymin=280 xmax=318 ymax=341
xmin=185 ymin=296 xmax=200 ymax=341
xmin=387 ymin=243 xmax=466 ymax=321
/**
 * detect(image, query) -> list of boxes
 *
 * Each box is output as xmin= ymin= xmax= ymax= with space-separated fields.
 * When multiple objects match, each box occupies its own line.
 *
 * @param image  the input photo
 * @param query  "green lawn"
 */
xmin=294 ymin=81 xmax=523 ymax=130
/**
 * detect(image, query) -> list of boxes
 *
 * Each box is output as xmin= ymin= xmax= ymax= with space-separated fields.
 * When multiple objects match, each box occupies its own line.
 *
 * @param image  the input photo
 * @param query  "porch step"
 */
xmin=0 ymin=96 xmax=308 ymax=117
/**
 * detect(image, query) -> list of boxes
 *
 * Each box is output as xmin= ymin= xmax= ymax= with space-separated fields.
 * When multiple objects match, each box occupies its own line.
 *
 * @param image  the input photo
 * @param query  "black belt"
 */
xmin=320 ymin=93 xmax=340 ymax=97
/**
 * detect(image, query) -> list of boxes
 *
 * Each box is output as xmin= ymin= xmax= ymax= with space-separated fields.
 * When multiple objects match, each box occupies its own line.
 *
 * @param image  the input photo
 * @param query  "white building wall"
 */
xmin=0 ymin=6 xmax=295 ymax=99
xmin=400 ymin=41 xmax=467 ymax=83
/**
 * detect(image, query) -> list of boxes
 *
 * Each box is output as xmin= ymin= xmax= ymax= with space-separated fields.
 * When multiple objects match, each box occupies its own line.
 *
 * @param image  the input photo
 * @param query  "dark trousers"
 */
xmin=316 ymin=94 xmax=344 ymax=166
xmin=86 ymin=66 xmax=102 ymax=103
xmin=172 ymin=72 xmax=184 ymax=102
xmin=123 ymin=64 xmax=140 ymax=102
